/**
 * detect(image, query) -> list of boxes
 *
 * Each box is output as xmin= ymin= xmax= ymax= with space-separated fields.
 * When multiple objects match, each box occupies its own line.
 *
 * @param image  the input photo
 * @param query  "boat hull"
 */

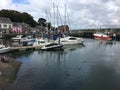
xmin=41 ymin=43 xmax=63 ymax=50
xmin=55 ymin=36 xmax=84 ymax=45
xmin=0 ymin=47 xmax=10 ymax=54
xmin=93 ymin=34 xmax=112 ymax=41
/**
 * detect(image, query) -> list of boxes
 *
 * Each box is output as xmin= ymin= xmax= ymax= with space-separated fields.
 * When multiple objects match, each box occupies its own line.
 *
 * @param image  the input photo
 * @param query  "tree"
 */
xmin=47 ymin=22 xmax=52 ymax=30
xmin=0 ymin=9 xmax=37 ymax=27
xmin=22 ymin=12 xmax=37 ymax=27
xmin=38 ymin=18 xmax=46 ymax=27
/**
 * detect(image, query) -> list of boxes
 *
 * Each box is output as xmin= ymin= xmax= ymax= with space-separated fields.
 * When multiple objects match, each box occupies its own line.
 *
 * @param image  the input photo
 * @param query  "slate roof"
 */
xmin=0 ymin=17 xmax=12 ymax=23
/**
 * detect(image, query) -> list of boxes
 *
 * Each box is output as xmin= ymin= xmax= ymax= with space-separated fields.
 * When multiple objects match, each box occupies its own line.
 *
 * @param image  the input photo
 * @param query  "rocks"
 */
xmin=0 ymin=55 xmax=9 ymax=63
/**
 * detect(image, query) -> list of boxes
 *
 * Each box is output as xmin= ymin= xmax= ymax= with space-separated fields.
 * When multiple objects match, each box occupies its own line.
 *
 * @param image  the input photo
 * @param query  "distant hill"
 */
xmin=0 ymin=9 xmax=37 ymax=27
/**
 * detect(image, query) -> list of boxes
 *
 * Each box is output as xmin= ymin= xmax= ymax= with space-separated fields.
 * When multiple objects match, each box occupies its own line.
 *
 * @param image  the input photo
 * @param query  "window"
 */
xmin=3 ymin=24 xmax=7 ymax=27
xmin=69 ymin=38 xmax=77 ymax=40
xmin=38 ymin=41 xmax=45 ymax=44
xmin=61 ymin=40 xmax=67 ymax=42
xmin=9 ymin=25 xmax=11 ymax=28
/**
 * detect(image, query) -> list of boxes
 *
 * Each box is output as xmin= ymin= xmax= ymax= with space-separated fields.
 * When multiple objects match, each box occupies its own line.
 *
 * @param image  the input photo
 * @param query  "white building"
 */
xmin=0 ymin=17 xmax=13 ymax=33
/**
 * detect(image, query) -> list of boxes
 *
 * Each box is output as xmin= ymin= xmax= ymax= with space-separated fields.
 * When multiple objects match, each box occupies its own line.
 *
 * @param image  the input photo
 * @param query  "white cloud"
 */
xmin=0 ymin=0 xmax=120 ymax=30
xmin=0 ymin=0 xmax=12 ymax=8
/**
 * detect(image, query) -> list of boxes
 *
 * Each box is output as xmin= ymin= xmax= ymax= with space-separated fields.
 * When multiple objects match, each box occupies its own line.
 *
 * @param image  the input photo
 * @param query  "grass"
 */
xmin=0 ymin=57 xmax=22 ymax=90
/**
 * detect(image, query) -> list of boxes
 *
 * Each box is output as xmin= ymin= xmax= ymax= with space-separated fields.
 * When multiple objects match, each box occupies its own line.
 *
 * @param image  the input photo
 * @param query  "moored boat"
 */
xmin=0 ymin=45 xmax=10 ymax=54
xmin=93 ymin=33 xmax=112 ymax=41
xmin=11 ymin=35 xmax=23 ymax=41
xmin=32 ymin=38 xmax=52 ymax=48
xmin=20 ymin=35 xmax=35 ymax=42
xmin=40 ymin=43 xmax=63 ymax=50
xmin=55 ymin=36 xmax=84 ymax=45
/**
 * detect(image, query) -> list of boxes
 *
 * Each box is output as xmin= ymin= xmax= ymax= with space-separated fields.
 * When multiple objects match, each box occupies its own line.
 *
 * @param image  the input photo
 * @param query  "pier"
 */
xmin=10 ymin=46 xmax=42 ymax=51
xmin=69 ymin=28 xmax=120 ymax=40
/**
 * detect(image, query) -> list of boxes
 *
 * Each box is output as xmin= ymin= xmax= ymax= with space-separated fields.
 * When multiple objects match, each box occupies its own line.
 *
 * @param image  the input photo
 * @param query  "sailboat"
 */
xmin=40 ymin=6 xmax=64 ymax=50
xmin=54 ymin=4 xmax=84 ymax=45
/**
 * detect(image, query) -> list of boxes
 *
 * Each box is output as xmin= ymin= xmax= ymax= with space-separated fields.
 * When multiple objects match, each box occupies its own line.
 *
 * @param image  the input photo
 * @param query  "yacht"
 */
xmin=55 ymin=36 xmax=84 ymax=45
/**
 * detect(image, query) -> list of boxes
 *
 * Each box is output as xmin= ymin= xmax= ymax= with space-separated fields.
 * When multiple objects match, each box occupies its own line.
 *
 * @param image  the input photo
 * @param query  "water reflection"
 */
xmin=9 ymin=50 xmax=34 ymax=58
xmin=7 ymin=39 xmax=120 ymax=90
xmin=85 ymin=61 xmax=120 ymax=90
xmin=96 ymin=40 xmax=116 ymax=46
xmin=63 ymin=44 xmax=85 ymax=51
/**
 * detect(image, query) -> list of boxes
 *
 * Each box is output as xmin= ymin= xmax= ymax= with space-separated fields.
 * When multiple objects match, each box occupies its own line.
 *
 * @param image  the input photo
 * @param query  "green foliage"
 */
xmin=38 ymin=18 xmax=46 ymax=27
xmin=47 ymin=22 xmax=52 ymax=30
xmin=0 ymin=9 xmax=37 ymax=27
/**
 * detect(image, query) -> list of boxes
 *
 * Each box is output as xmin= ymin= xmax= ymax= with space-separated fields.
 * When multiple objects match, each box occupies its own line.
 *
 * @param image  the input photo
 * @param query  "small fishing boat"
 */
xmin=93 ymin=33 xmax=112 ymax=41
xmin=0 ymin=45 xmax=10 ymax=54
xmin=40 ymin=43 xmax=63 ymax=50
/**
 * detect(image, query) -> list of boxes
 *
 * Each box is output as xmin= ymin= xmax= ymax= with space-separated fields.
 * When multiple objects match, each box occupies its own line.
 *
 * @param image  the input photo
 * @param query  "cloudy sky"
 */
xmin=0 ymin=0 xmax=120 ymax=30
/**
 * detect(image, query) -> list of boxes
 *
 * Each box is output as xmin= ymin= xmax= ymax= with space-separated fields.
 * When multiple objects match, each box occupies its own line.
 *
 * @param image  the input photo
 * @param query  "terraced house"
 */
xmin=0 ymin=17 xmax=13 ymax=34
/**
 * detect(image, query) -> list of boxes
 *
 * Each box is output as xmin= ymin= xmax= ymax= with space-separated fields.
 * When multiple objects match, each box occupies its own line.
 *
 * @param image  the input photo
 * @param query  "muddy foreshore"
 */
xmin=0 ymin=56 xmax=22 ymax=90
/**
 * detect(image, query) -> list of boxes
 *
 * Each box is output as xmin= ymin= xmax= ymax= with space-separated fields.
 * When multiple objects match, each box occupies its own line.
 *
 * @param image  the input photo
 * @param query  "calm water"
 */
xmin=6 ymin=39 xmax=120 ymax=90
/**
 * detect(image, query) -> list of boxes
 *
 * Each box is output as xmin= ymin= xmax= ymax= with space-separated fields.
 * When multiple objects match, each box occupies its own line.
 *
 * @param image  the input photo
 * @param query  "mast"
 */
xmin=56 ymin=5 xmax=59 ymax=27
xmin=64 ymin=4 xmax=67 ymax=33
xmin=45 ymin=10 xmax=48 ymax=42
xmin=53 ymin=2 xmax=56 ymax=29
xmin=56 ymin=5 xmax=60 ymax=44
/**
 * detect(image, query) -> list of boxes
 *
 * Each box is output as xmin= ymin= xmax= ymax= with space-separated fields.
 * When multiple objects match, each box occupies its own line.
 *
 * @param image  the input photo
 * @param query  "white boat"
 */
xmin=11 ymin=35 xmax=23 ymax=41
xmin=93 ymin=33 xmax=112 ymax=41
xmin=0 ymin=35 xmax=4 ymax=39
xmin=41 ymin=43 xmax=63 ymax=50
xmin=20 ymin=35 xmax=35 ymax=42
xmin=32 ymin=38 xmax=52 ymax=48
xmin=55 ymin=36 xmax=84 ymax=45
xmin=0 ymin=45 xmax=10 ymax=54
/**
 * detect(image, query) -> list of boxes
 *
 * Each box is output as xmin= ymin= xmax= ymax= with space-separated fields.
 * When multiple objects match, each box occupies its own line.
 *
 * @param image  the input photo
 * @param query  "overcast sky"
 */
xmin=0 ymin=0 xmax=120 ymax=30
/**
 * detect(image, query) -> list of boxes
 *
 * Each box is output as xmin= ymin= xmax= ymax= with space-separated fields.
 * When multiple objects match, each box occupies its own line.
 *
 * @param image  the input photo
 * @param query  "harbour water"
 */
xmin=6 ymin=39 xmax=120 ymax=90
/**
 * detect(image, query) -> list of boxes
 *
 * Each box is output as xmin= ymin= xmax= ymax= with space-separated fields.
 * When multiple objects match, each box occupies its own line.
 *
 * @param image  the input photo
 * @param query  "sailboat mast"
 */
xmin=53 ymin=2 xmax=56 ymax=29
xmin=56 ymin=5 xmax=60 ymax=44
xmin=56 ymin=5 xmax=59 ymax=27
xmin=64 ymin=4 xmax=67 ymax=33
xmin=45 ymin=10 xmax=49 ymax=42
